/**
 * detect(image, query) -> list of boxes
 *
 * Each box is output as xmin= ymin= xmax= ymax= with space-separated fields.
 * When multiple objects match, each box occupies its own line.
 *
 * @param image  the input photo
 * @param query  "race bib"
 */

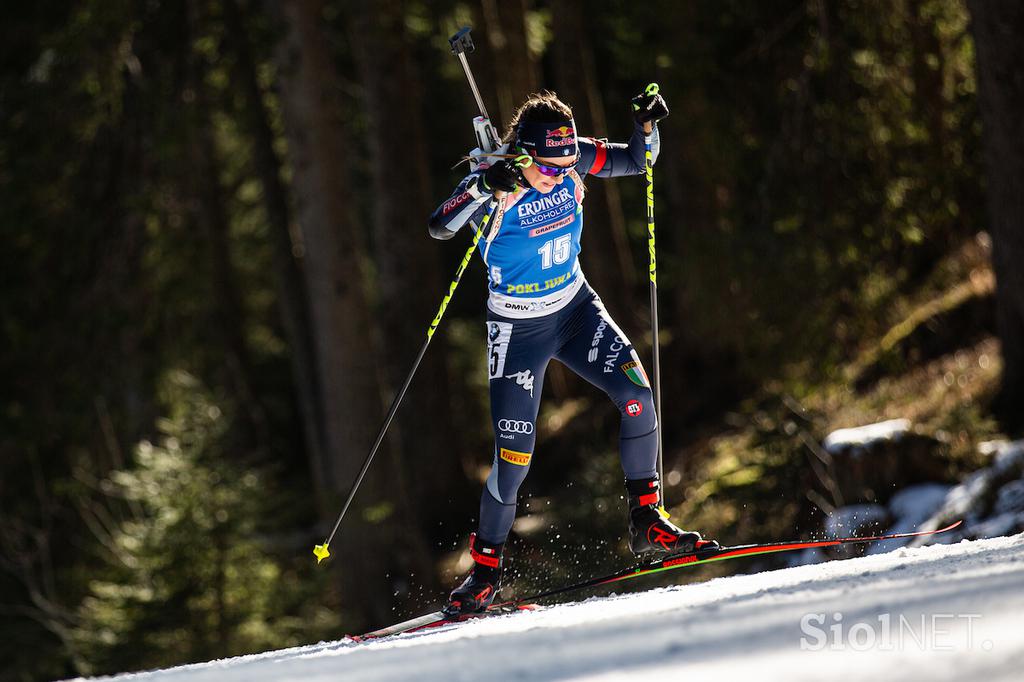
xmin=487 ymin=321 xmax=513 ymax=379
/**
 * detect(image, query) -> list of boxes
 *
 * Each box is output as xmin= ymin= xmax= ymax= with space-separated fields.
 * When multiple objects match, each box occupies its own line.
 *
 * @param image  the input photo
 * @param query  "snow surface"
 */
xmin=70 ymin=533 xmax=1024 ymax=682
xmin=822 ymin=418 xmax=911 ymax=455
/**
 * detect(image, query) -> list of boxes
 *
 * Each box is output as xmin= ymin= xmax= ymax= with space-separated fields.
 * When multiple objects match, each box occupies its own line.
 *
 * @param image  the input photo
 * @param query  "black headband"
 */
xmin=515 ymin=119 xmax=579 ymax=158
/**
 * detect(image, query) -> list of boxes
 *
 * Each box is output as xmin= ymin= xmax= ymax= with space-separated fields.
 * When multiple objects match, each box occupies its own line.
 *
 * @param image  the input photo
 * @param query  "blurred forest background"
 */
xmin=2 ymin=0 xmax=1023 ymax=679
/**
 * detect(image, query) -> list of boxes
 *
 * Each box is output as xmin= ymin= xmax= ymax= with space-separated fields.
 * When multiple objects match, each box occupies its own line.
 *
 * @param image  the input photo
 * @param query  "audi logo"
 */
xmin=498 ymin=419 xmax=534 ymax=434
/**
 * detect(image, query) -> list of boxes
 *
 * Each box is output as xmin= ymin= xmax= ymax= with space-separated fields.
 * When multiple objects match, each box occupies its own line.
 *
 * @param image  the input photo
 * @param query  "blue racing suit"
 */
xmin=429 ymin=122 xmax=661 ymax=543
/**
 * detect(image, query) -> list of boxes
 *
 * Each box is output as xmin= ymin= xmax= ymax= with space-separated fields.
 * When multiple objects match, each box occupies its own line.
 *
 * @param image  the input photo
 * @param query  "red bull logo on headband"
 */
xmin=517 ymin=119 xmax=579 ymax=156
xmin=545 ymin=125 xmax=576 ymax=147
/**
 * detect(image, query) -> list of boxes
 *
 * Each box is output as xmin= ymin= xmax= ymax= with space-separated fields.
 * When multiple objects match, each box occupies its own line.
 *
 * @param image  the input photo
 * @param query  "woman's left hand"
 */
xmin=632 ymin=86 xmax=669 ymax=126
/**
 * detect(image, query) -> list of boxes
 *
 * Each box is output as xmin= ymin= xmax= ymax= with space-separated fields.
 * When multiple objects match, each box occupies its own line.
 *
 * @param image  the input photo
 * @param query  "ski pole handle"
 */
xmin=642 ymin=83 xmax=659 ymax=135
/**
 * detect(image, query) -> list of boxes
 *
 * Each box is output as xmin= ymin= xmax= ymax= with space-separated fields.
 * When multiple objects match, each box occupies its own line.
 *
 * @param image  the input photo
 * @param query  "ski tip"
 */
xmin=901 ymin=519 xmax=964 ymax=539
xmin=313 ymin=543 xmax=331 ymax=564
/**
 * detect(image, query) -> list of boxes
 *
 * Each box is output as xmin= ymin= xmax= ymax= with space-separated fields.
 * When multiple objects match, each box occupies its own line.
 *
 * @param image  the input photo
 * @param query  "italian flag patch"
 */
xmin=620 ymin=360 xmax=650 ymax=388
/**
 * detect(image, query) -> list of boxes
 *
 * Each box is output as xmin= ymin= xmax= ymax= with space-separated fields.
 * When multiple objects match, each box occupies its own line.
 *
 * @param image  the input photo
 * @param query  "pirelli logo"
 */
xmin=499 ymin=447 xmax=532 ymax=466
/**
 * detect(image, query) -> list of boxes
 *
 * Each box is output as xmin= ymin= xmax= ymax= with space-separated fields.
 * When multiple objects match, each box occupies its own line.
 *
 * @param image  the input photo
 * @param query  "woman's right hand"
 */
xmin=481 ymin=160 xmax=520 ymax=193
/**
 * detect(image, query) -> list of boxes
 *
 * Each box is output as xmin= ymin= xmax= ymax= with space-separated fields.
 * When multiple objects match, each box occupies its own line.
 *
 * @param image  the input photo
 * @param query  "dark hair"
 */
xmin=502 ymin=90 xmax=573 ymax=144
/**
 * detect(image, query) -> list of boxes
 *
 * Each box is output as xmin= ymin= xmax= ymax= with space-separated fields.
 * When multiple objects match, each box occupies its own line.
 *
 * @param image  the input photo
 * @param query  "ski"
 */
xmin=349 ymin=520 xmax=961 ymax=642
xmin=349 ymin=603 xmax=538 ymax=642
xmin=494 ymin=519 xmax=964 ymax=607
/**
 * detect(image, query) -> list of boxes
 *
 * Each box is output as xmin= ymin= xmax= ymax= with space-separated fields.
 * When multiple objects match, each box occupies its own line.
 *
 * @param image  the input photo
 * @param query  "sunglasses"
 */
xmin=515 ymin=152 xmax=577 ymax=177
xmin=534 ymin=159 xmax=577 ymax=177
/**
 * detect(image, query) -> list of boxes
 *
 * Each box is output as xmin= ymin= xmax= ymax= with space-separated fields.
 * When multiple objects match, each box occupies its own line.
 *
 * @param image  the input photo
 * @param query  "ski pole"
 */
xmin=313 ymin=194 xmax=501 ymax=564
xmin=313 ymin=26 xmax=500 ymax=564
xmin=640 ymin=82 xmax=666 ymax=493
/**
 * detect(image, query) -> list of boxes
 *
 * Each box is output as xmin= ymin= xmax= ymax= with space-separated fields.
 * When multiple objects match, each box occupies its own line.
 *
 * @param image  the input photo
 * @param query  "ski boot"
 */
xmin=443 ymin=533 xmax=503 ymax=617
xmin=626 ymin=476 xmax=719 ymax=555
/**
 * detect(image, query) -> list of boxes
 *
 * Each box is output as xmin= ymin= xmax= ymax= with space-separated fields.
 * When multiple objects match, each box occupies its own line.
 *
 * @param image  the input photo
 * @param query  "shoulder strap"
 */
xmin=567 ymin=168 xmax=586 ymax=201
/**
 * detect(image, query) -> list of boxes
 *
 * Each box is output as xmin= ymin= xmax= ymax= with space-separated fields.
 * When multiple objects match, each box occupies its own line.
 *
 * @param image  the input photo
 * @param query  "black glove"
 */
xmin=632 ymin=88 xmax=669 ymax=126
xmin=480 ymin=160 xmax=520 ymax=193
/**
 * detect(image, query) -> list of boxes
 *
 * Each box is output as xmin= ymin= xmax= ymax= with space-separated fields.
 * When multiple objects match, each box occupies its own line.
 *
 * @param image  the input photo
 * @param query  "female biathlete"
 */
xmin=428 ymin=89 xmax=716 ymax=617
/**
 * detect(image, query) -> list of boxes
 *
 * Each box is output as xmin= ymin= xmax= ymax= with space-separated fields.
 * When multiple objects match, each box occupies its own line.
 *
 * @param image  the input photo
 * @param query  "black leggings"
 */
xmin=479 ymin=282 xmax=658 ymax=543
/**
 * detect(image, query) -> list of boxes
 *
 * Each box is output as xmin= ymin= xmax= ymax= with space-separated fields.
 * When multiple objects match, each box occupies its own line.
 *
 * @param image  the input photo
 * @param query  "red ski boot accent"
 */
xmin=625 ymin=476 xmax=719 ymax=555
xmin=443 ymin=533 xmax=504 ymax=617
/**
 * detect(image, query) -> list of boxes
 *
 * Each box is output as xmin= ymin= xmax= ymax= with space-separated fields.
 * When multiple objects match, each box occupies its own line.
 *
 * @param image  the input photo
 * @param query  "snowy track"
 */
xmin=74 ymin=533 xmax=1024 ymax=682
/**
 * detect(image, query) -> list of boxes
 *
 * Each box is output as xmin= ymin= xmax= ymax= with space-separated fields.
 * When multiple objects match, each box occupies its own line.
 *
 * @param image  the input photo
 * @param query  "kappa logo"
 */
xmin=625 ymin=399 xmax=643 ymax=417
xmin=505 ymin=369 xmax=535 ymax=397
xmin=498 ymin=419 xmax=534 ymax=434
xmin=499 ymin=447 xmax=532 ymax=466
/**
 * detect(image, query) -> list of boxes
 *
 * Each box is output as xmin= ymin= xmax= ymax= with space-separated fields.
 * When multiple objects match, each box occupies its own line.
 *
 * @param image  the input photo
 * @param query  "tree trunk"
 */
xmin=273 ymin=0 xmax=380 ymax=493
xmin=908 ymin=0 xmax=948 ymax=163
xmin=479 ymin=0 xmax=538 ymax=127
xmin=549 ymin=0 xmax=636 ymax=318
xmin=969 ymin=0 xmax=1024 ymax=432
xmin=349 ymin=0 xmax=464 ymax=595
xmin=186 ymin=0 xmax=269 ymax=450
xmin=222 ymin=0 xmax=325 ymax=486
xmin=272 ymin=0 xmax=392 ymax=623
xmin=906 ymin=0 xmax=956 ymax=271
